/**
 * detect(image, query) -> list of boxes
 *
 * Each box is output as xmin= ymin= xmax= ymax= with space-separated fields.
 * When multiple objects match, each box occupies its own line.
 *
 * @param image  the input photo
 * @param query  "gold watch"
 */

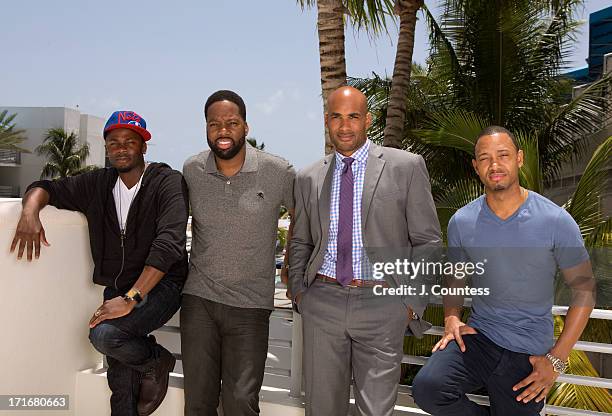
xmin=123 ymin=288 xmax=143 ymax=304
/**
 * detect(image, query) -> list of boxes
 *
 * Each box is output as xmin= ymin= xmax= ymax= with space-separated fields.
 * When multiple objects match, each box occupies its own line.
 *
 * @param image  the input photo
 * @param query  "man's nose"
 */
xmin=219 ymin=124 xmax=231 ymax=134
xmin=338 ymin=118 xmax=351 ymax=130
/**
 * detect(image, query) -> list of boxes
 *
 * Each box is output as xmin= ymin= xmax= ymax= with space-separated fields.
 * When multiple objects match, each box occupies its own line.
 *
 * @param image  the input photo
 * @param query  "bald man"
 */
xmin=289 ymin=86 xmax=441 ymax=415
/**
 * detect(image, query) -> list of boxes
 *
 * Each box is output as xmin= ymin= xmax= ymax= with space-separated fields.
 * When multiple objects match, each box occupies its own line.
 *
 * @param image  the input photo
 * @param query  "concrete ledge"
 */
xmin=1 ymin=199 xmax=103 ymax=416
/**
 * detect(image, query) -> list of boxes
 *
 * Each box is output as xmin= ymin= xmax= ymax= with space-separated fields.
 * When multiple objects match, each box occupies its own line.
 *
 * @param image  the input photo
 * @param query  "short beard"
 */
xmin=111 ymin=155 xmax=145 ymax=173
xmin=115 ymin=166 xmax=133 ymax=173
xmin=208 ymin=135 xmax=246 ymax=160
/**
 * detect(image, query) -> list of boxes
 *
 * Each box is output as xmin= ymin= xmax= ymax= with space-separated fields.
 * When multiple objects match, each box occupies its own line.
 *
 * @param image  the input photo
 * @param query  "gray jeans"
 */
xmin=180 ymin=294 xmax=272 ymax=416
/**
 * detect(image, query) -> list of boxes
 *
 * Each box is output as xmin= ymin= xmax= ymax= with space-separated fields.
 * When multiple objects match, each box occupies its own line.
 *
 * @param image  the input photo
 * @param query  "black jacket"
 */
xmin=28 ymin=163 xmax=189 ymax=290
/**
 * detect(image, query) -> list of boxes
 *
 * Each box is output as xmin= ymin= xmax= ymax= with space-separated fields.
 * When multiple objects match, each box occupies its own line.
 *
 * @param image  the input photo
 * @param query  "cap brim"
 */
xmin=104 ymin=124 xmax=151 ymax=141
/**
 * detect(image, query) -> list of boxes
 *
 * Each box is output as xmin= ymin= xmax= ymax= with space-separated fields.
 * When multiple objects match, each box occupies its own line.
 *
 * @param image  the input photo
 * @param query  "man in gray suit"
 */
xmin=289 ymin=86 xmax=441 ymax=416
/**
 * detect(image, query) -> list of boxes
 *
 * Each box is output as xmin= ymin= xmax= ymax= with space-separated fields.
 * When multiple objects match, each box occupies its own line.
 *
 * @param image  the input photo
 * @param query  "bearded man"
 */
xmin=181 ymin=90 xmax=296 ymax=416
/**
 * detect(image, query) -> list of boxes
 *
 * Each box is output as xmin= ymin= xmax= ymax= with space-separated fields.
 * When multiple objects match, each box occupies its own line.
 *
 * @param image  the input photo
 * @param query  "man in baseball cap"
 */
xmin=104 ymin=110 xmax=152 ymax=141
xmin=12 ymin=110 xmax=189 ymax=415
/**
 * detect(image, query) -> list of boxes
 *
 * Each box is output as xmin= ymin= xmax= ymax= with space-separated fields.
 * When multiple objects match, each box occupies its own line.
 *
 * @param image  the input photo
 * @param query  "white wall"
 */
xmin=80 ymin=114 xmax=106 ymax=168
xmin=0 ymin=199 xmax=103 ymax=416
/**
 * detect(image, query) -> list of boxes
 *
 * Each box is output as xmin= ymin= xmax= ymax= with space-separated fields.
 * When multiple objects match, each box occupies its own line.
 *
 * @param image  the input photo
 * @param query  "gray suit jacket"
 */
xmin=289 ymin=143 xmax=441 ymax=337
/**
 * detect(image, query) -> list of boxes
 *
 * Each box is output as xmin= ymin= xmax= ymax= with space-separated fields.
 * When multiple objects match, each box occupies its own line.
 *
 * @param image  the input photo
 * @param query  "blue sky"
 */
xmin=1 ymin=0 xmax=607 ymax=170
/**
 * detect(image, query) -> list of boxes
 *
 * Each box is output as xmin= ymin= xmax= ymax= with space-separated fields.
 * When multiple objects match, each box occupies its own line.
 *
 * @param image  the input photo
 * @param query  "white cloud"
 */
xmin=256 ymin=89 xmax=285 ymax=115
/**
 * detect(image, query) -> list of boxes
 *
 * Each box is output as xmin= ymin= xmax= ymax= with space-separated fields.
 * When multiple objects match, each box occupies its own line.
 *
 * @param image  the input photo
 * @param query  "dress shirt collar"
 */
xmin=334 ymin=139 xmax=371 ymax=170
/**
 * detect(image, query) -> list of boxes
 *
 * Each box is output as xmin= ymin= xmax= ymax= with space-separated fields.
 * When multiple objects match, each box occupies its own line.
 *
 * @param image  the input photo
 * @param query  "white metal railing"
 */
xmin=0 ymin=149 xmax=20 ymax=164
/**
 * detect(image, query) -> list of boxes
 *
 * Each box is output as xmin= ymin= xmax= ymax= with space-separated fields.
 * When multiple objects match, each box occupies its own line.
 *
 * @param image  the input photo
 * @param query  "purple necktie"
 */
xmin=337 ymin=157 xmax=355 ymax=286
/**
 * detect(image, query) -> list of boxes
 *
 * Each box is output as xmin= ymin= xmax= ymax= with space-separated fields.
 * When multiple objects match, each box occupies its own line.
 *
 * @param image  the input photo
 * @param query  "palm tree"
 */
xmin=382 ymin=0 xmax=424 ymax=149
xmin=350 ymin=0 xmax=611 ymax=232
xmin=296 ymin=0 xmax=396 ymax=153
xmin=0 ymin=110 xmax=28 ymax=152
xmin=35 ymin=128 xmax=96 ymax=179
xmin=351 ymin=0 xmax=611 ymax=410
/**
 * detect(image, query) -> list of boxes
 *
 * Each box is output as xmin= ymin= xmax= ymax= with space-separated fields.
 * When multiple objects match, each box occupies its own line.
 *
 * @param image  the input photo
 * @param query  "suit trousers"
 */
xmin=300 ymin=279 xmax=408 ymax=416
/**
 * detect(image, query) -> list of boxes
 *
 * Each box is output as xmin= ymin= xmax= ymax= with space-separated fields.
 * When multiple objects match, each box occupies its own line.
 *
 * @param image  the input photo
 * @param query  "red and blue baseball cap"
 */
xmin=103 ymin=111 xmax=152 ymax=141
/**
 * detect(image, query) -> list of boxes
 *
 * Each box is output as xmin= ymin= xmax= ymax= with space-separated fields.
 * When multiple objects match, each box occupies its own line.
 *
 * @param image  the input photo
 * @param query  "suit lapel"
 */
xmin=362 ymin=144 xmax=385 ymax=228
xmin=317 ymin=154 xmax=335 ymax=239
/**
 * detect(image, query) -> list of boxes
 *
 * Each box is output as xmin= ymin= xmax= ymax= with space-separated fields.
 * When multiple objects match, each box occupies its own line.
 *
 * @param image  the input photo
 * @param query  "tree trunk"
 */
xmin=383 ymin=0 xmax=423 ymax=149
xmin=317 ymin=0 xmax=347 ymax=154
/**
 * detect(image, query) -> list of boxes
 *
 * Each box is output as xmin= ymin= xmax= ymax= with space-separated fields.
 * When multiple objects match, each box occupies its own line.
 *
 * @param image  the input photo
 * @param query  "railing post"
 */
xmin=289 ymin=310 xmax=303 ymax=398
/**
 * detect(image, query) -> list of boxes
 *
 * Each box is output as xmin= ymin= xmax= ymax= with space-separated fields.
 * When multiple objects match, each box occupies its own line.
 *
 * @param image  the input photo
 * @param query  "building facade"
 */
xmin=0 ymin=107 xmax=106 ymax=197
xmin=545 ymin=5 xmax=612 ymax=215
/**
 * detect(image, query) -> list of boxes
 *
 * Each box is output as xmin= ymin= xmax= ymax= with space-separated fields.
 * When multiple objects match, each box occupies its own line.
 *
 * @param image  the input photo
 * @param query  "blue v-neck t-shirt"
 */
xmin=447 ymin=191 xmax=589 ymax=356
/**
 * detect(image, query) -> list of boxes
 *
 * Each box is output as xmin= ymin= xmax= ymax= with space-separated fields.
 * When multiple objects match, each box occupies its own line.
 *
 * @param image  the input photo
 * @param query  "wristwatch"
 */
xmin=123 ymin=287 xmax=143 ymax=304
xmin=545 ymin=353 xmax=568 ymax=374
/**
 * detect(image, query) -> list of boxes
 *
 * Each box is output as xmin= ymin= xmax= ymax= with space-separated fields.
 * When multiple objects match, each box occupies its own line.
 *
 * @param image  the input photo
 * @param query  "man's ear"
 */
xmin=517 ymin=149 xmax=524 ymax=168
xmin=245 ymin=122 xmax=249 ymax=138
xmin=142 ymin=141 xmax=147 ymax=155
xmin=366 ymin=112 xmax=372 ymax=130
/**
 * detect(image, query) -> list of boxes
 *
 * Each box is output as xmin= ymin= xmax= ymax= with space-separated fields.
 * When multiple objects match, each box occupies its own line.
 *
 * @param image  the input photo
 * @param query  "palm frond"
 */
xmin=0 ymin=110 xmax=29 ymax=152
xmin=415 ymin=109 xmax=489 ymax=155
xmin=516 ymin=131 xmax=542 ymax=193
xmin=296 ymin=0 xmax=397 ymax=36
xmin=563 ymin=136 xmax=612 ymax=244
xmin=434 ymin=178 xmax=483 ymax=240
xmin=523 ymin=0 xmax=582 ymax=77
xmin=345 ymin=0 xmax=397 ymax=36
xmin=36 ymin=128 xmax=92 ymax=179
xmin=539 ymin=73 xmax=612 ymax=182
xmin=349 ymin=72 xmax=391 ymax=144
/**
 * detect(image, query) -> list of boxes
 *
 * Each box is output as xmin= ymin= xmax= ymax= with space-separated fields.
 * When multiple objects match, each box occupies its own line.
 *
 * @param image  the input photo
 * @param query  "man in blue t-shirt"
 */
xmin=412 ymin=126 xmax=595 ymax=416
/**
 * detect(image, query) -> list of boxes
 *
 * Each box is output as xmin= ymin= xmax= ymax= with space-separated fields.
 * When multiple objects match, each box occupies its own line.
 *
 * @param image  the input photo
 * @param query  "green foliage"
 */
xmin=277 ymin=227 xmax=288 ymax=251
xmin=350 ymin=0 xmax=610 ymax=192
xmin=0 ymin=110 xmax=29 ymax=152
xmin=516 ymin=131 xmax=543 ymax=193
xmin=35 ymin=128 xmax=96 ymax=179
xmin=434 ymin=179 xmax=483 ymax=242
xmin=247 ymin=137 xmax=265 ymax=150
xmin=296 ymin=0 xmax=397 ymax=37
xmin=563 ymin=137 xmax=612 ymax=247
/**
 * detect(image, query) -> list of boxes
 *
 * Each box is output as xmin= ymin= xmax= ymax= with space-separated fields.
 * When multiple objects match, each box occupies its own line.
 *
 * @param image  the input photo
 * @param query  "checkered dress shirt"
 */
xmin=318 ymin=139 xmax=377 ymax=280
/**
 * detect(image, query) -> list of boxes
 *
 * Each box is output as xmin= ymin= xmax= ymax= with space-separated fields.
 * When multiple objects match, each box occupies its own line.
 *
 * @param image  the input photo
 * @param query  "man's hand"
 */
xmin=89 ymin=296 xmax=136 ymax=328
xmin=10 ymin=212 xmax=50 ymax=261
xmin=281 ymin=266 xmax=291 ymax=299
xmin=432 ymin=315 xmax=477 ymax=353
xmin=513 ymin=356 xmax=559 ymax=403
xmin=406 ymin=307 xmax=416 ymax=325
